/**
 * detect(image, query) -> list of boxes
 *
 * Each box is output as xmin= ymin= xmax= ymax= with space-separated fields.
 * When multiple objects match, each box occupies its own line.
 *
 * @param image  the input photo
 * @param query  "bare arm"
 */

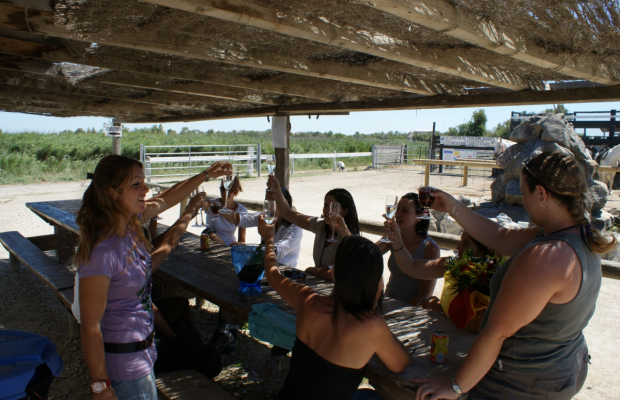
xmin=237 ymin=227 xmax=246 ymax=244
xmin=142 ymin=161 xmax=231 ymax=221
xmin=79 ymin=275 xmax=118 ymax=400
xmin=384 ymin=217 xmax=447 ymax=280
xmin=373 ymin=317 xmax=410 ymax=373
xmin=150 ymin=193 xmax=204 ymax=270
xmin=430 ymin=191 xmax=541 ymax=257
xmin=306 ymin=266 xmax=333 ymax=281
xmin=415 ymin=241 xmax=579 ymax=399
xmin=267 ymin=175 xmax=312 ymax=231
xmin=258 ymin=215 xmax=315 ymax=312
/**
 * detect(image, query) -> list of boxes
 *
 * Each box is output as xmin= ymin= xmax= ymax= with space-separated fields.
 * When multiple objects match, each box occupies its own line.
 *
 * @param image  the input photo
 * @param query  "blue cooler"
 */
xmin=0 ymin=330 xmax=63 ymax=400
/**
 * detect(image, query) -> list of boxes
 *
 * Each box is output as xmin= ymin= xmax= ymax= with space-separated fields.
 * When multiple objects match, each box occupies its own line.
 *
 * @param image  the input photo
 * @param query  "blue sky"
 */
xmin=1 ymin=101 xmax=618 ymax=135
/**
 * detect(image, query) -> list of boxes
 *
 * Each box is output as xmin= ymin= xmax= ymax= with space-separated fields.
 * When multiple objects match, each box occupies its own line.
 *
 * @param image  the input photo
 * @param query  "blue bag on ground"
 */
xmin=248 ymin=303 xmax=296 ymax=350
xmin=0 ymin=330 xmax=63 ymax=400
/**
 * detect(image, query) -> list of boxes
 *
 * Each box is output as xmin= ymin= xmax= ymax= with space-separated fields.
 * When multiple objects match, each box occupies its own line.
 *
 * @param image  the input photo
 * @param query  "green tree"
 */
xmin=447 ymin=109 xmax=488 ymax=136
xmin=489 ymin=120 xmax=511 ymax=138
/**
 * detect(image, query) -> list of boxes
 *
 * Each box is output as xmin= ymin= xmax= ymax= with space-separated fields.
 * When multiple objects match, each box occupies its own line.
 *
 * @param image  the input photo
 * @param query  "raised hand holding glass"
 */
xmin=380 ymin=195 xmax=399 ymax=243
xmin=327 ymin=202 xmax=341 ymax=243
xmin=263 ymin=200 xmax=276 ymax=224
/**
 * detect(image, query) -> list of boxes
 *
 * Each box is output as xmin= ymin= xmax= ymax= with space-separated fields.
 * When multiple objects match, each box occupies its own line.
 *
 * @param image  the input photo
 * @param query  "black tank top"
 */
xmin=277 ymin=337 xmax=367 ymax=400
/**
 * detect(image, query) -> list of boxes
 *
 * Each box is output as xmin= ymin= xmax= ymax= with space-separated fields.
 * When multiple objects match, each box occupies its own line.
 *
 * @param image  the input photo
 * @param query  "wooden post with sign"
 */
xmin=272 ymin=115 xmax=290 ymax=189
xmin=106 ymin=122 xmax=123 ymax=155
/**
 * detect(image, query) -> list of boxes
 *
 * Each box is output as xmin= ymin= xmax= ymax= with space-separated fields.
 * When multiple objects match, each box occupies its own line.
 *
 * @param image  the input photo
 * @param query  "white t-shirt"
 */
xmin=238 ymin=212 xmax=303 ymax=268
xmin=206 ymin=202 xmax=248 ymax=245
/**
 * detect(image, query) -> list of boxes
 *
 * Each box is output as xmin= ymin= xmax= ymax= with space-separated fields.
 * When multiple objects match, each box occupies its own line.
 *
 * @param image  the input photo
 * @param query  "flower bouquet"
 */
xmin=440 ymin=250 xmax=504 ymax=333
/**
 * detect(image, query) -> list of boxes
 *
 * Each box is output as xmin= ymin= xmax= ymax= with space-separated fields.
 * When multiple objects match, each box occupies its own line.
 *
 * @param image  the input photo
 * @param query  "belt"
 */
xmin=104 ymin=331 xmax=155 ymax=354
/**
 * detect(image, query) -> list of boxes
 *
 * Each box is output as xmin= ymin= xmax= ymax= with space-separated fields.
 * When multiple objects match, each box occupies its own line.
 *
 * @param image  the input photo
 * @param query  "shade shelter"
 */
xmin=1 ymin=0 xmax=619 ymax=185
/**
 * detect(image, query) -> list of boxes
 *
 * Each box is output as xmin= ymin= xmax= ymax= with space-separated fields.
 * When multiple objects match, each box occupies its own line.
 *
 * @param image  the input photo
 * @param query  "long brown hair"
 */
xmin=74 ymin=155 xmax=150 ymax=266
xmin=522 ymin=152 xmax=617 ymax=254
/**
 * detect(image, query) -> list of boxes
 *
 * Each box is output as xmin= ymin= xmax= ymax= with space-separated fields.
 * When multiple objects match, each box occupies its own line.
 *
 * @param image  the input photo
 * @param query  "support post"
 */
xmin=257 ymin=143 xmax=262 ymax=178
xmin=68 ymin=312 xmax=80 ymax=340
xmin=9 ymin=253 xmax=20 ymax=271
xmin=291 ymin=157 xmax=295 ymax=174
xmin=462 ymin=165 xmax=469 ymax=186
xmin=195 ymin=297 xmax=206 ymax=308
xmin=54 ymin=226 xmax=75 ymax=265
xmin=372 ymin=145 xmax=377 ymax=169
xmin=112 ymin=137 xmax=121 ymax=156
xmin=247 ymin=146 xmax=254 ymax=177
xmin=333 ymin=151 xmax=337 ymax=171
xmin=424 ymin=163 xmax=430 ymax=187
xmin=275 ymin=115 xmax=290 ymax=189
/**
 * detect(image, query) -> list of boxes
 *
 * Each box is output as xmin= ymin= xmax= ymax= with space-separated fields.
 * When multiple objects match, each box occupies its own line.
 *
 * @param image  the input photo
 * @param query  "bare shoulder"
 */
xmin=511 ymin=239 xmax=579 ymax=277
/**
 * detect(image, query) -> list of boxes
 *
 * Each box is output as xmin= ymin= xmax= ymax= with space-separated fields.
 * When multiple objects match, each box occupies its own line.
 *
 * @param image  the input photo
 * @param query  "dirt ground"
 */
xmin=1 ymin=166 xmax=619 ymax=399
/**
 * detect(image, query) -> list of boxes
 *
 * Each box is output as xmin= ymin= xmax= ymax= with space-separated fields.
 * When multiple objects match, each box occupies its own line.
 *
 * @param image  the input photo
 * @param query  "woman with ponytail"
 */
xmin=413 ymin=152 xmax=616 ymax=400
xmin=75 ymin=155 xmax=231 ymax=400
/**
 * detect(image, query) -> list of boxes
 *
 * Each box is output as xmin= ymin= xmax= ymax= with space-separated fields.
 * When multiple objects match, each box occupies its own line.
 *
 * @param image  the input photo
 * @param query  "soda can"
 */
xmin=200 ymin=232 xmax=210 ymax=250
xmin=430 ymin=331 xmax=448 ymax=363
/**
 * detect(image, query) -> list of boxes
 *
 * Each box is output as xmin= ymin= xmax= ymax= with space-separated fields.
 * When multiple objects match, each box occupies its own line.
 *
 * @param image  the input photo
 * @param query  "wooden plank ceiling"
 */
xmin=0 ymin=0 xmax=618 ymax=123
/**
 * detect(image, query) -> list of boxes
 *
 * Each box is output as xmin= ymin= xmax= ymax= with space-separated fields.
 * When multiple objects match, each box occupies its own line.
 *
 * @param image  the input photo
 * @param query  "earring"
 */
xmin=540 ymin=201 xmax=546 ymax=207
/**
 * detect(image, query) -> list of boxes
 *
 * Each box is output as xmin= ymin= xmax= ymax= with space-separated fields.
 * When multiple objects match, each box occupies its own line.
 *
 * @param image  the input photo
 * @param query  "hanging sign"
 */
xmin=271 ymin=116 xmax=287 ymax=148
xmin=105 ymin=123 xmax=122 ymax=137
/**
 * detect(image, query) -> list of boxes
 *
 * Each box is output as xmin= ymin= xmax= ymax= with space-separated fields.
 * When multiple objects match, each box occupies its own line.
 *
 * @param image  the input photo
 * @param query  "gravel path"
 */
xmin=1 ymin=167 xmax=619 ymax=399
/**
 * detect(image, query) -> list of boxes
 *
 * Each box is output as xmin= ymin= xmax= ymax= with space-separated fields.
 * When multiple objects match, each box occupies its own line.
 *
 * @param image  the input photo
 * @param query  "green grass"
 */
xmin=0 ymin=127 xmax=428 ymax=184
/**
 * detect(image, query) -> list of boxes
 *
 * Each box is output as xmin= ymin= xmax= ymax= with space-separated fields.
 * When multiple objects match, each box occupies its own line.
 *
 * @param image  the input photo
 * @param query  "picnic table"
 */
xmin=17 ymin=200 xmax=477 ymax=399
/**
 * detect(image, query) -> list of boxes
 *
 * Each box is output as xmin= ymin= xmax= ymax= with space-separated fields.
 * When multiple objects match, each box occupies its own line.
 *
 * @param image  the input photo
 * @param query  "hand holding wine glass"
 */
xmin=219 ymin=170 xmax=236 ymax=214
xmin=266 ymin=155 xmax=276 ymax=192
xmin=417 ymin=187 xmax=435 ymax=220
xmin=327 ymin=202 xmax=341 ymax=243
xmin=379 ymin=195 xmax=398 ymax=243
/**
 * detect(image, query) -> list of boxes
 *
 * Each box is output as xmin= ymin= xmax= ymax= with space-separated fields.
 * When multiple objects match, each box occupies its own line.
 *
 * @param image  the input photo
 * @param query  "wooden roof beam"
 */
xmin=0 ymin=37 xmax=333 ymax=102
xmin=366 ymin=0 xmax=619 ymax=85
xmin=0 ymin=57 xmax=273 ymax=111
xmin=0 ymin=104 xmax=112 ymax=118
xmin=0 ymin=85 xmax=180 ymax=117
xmin=0 ymin=3 xmax=432 ymax=95
xmin=143 ymin=0 xmax=533 ymax=91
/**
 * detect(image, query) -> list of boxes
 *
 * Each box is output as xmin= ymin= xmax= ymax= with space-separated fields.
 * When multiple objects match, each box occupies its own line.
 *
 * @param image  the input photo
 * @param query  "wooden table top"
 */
xmin=25 ymin=199 xmax=477 ymax=398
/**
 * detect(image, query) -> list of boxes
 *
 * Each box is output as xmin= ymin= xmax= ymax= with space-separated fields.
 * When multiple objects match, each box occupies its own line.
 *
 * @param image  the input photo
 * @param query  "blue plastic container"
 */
xmin=231 ymin=244 xmax=265 ymax=296
xmin=0 ymin=330 xmax=63 ymax=400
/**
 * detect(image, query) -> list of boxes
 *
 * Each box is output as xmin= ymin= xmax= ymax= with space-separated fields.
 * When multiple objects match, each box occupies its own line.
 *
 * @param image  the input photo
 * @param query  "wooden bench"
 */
xmin=156 ymin=370 xmax=236 ymax=400
xmin=0 ymin=230 xmax=80 ymax=338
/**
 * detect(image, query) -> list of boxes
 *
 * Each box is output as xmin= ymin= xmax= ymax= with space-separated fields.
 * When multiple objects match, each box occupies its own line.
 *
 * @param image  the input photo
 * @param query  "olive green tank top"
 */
xmin=479 ymin=228 xmax=601 ymax=373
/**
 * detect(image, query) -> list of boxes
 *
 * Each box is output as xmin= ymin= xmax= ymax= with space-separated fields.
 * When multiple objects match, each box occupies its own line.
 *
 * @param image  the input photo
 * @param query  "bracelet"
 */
xmin=203 ymin=170 xmax=209 ymax=182
xmin=392 ymin=243 xmax=406 ymax=252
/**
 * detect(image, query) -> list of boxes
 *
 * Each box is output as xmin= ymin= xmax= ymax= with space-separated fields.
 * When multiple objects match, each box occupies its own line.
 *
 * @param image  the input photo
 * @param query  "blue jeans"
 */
xmin=111 ymin=370 xmax=158 ymax=400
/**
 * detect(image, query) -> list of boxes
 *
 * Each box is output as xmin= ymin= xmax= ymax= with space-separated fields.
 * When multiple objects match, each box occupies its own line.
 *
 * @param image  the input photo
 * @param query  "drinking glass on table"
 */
xmin=266 ymin=155 xmax=276 ymax=192
xmin=263 ymin=200 xmax=276 ymax=224
xmin=417 ymin=186 xmax=435 ymax=220
xmin=220 ymin=170 xmax=235 ymax=214
xmin=380 ymin=195 xmax=399 ymax=243
xmin=327 ymin=202 xmax=341 ymax=243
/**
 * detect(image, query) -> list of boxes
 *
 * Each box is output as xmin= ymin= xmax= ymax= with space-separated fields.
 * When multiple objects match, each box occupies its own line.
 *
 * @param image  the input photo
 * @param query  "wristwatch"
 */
xmin=92 ymin=378 xmax=111 ymax=393
xmin=203 ymin=170 xmax=210 ymax=182
xmin=450 ymin=377 xmax=463 ymax=398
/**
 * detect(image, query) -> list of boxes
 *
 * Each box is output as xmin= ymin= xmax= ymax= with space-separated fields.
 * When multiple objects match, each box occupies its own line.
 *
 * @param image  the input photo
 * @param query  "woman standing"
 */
xmin=258 ymin=217 xmax=409 ymax=399
xmin=376 ymin=193 xmax=440 ymax=306
xmin=412 ymin=152 xmax=616 ymax=400
xmin=76 ymin=155 xmax=230 ymax=400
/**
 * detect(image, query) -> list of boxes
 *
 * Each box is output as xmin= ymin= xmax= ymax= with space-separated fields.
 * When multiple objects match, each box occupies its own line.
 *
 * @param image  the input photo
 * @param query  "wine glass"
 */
xmin=192 ymin=187 xmax=204 ymax=226
xmin=380 ymin=195 xmax=399 ymax=243
xmin=266 ymin=155 xmax=276 ymax=192
xmin=209 ymin=198 xmax=221 ymax=218
xmin=263 ymin=200 xmax=276 ymax=224
xmin=219 ymin=171 xmax=235 ymax=214
xmin=327 ymin=202 xmax=341 ymax=243
xmin=417 ymin=187 xmax=435 ymax=220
